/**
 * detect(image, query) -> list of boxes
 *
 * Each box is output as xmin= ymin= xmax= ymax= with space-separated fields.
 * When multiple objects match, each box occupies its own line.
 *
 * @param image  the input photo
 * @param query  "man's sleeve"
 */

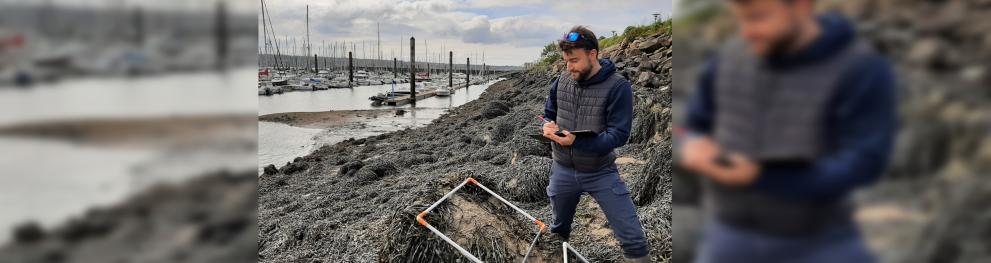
xmin=755 ymin=55 xmax=897 ymax=198
xmin=544 ymin=78 xmax=559 ymax=121
xmin=571 ymin=81 xmax=633 ymax=155
xmin=684 ymin=58 xmax=718 ymax=135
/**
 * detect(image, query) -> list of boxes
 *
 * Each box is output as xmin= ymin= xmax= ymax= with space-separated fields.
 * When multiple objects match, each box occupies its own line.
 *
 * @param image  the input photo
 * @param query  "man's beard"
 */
xmin=572 ymin=58 xmax=595 ymax=80
xmin=766 ymin=21 xmax=802 ymax=58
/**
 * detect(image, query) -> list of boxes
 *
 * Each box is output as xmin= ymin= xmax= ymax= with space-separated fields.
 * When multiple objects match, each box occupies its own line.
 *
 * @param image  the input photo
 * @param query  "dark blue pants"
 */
xmin=695 ymin=216 xmax=875 ymax=263
xmin=546 ymin=161 xmax=649 ymax=258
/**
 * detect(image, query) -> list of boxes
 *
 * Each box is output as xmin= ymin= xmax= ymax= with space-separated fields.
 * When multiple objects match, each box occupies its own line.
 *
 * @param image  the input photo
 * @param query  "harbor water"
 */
xmin=257 ymin=78 xmax=504 ymax=174
xmin=0 ymin=68 xmax=258 ymax=245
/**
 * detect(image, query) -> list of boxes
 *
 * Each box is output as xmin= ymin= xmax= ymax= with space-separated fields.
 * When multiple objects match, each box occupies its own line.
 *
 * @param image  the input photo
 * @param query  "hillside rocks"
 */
xmin=259 ymin=27 xmax=672 ymax=262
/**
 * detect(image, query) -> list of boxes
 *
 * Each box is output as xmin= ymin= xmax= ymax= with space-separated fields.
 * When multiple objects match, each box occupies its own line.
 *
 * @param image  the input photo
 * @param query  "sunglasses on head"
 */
xmin=564 ymin=32 xmax=585 ymax=42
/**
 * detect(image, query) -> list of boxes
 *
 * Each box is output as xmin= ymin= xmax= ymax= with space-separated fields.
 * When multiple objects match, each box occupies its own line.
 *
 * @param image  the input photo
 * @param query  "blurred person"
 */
xmin=677 ymin=0 xmax=896 ymax=262
xmin=542 ymin=26 xmax=650 ymax=262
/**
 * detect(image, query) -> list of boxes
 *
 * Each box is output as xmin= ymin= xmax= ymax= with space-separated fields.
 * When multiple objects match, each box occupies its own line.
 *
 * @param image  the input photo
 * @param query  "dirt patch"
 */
xmin=259 ymin=109 xmax=399 ymax=129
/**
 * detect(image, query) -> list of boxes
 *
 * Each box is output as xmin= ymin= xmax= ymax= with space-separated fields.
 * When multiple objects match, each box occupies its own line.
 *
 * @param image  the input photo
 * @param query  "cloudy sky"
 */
xmin=259 ymin=0 xmax=672 ymax=66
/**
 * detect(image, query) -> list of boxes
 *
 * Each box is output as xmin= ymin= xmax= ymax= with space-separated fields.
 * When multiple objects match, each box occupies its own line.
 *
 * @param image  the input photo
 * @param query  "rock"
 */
xmin=12 ymin=222 xmax=45 ymax=243
xmin=636 ymin=71 xmax=656 ymax=87
xmin=637 ymin=37 xmax=670 ymax=53
xmin=338 ymin=160 xmax=365 ymax=177
xmin=500 ymin=156 xmax=552 ymax=202
xmin=263 ymin=164 xmax=279 ymax=175
xmin=639 ymin=60 xmax=657 ymax=71
xmin=907 ymin=37 xmax=943 ymax=66
xmin=354 ymin=160 xmax=397 ymax=183
xmin=624 ymin=48 xmax=643 ymax=58
xmin=281 ymin=161 xmax=309 ymax=174
xmin=481 ymin=100 xmax=511 ymax=119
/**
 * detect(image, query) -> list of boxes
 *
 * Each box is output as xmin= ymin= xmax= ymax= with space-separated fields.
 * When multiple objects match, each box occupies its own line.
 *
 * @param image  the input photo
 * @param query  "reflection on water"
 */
xmin=257 ymin=78 xmax=504 ymax=174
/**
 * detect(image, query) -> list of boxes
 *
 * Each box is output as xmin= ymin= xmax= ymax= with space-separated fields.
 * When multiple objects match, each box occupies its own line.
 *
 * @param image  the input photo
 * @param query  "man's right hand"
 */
xmin=542 ymin=121 xmax=559 ymax=137
xmin=679 ymin=136 xmax=720 ymax=173
xmin=679 ymin=136 xmax=761 ymax=187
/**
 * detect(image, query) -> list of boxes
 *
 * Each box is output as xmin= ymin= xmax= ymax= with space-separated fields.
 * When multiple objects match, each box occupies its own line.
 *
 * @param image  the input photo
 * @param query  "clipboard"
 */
xmin=527 ymin=130 xmax=597 ymax=142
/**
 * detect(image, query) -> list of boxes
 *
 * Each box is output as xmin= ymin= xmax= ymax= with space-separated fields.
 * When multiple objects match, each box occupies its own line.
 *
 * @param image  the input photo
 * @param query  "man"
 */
xmin=679 ymin=0 xmax=896 ymax=262
xmin=542 ymin=26 xmax=649 ymax=262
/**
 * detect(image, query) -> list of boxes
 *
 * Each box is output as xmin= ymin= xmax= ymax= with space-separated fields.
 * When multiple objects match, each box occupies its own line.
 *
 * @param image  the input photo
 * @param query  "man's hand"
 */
xmin=709 ymin=153 xmax=760 ymax=186
xmin=549 ymin=130 xmax=576 ymax=146
xmin=680 ymin=136 xmax=719 ymax=172
xmin=679 ymin=137 xmax=761 ymax=187
xmin=542 ymin=122 xmax=576 ymax=146
xmin=542 ymin=121 xmax=559 ymax=137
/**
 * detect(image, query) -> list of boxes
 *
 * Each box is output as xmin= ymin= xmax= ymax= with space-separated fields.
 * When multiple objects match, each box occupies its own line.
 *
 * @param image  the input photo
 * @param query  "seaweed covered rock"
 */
xmin=501 ymin=156 xmax=553 ymax=203
xmin=354 ymin=160 xmax=398 ymax=183
xmin=481 ymin=100 xmax=511 ymax=119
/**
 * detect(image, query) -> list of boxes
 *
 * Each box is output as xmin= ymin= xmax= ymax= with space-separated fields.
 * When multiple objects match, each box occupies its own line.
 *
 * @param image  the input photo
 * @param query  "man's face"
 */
xmin=728 ymin=0 xmax=809 ymax=56
xmin=562 ymin=49 xmax=597 ymax=81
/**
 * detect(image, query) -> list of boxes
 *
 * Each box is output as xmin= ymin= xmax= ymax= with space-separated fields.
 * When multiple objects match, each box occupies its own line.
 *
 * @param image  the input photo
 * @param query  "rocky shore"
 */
xmin=258 ymin=28 xmax=672 ymax=262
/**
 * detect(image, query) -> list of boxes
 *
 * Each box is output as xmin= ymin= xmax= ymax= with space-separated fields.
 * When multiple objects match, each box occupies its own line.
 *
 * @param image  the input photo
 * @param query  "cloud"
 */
xmin=260 ymin=0 xmax=673 ymax=65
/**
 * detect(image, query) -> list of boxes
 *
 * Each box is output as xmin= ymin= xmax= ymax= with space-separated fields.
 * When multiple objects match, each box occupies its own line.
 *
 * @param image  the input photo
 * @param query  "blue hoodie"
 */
xmin=684 ymin=14 xmax=897 ymax=200
xmin=544 ymin=58 xmax=634 ymax=156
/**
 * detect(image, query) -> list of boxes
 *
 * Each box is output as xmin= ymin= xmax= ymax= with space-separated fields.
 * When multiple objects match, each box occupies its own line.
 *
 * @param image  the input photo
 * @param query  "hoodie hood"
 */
xmin=578 ymin=58 xmax=617 ymax=86
xmin=767 ymin=13 xmax=856 ymax=68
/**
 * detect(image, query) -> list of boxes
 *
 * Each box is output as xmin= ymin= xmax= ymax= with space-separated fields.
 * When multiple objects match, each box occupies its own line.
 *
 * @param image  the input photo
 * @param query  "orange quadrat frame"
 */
xmin=416 ymin=177 xmax=546 ymax=262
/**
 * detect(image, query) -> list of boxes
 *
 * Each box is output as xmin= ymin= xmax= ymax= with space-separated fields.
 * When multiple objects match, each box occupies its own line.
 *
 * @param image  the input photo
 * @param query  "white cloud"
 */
xmin=260 ymin=0 xmax=673 ymax=65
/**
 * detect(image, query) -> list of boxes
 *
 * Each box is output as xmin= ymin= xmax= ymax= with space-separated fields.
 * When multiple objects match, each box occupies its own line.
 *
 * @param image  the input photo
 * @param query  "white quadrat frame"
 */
xmin=563 ymin=242 xmax=591 ymax=263
xmin=416 ymin=177 xmax=546 ymax=262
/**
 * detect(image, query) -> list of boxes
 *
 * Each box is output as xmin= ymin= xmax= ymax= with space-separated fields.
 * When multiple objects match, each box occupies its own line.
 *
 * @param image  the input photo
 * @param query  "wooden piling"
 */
xmin=449 ymin=51 xmax=453 ymax=88
xmin=410 ymin=37 xmax=416 ymax=106
xmin=348 ymin=51 xmax=353 ymax=84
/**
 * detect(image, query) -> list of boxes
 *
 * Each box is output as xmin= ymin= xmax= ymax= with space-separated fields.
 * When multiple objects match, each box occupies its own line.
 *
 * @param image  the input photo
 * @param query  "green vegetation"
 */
xmin=599 ymin=19 xmax=672 ymax=49
xmin=530 ymin=18 xmax=672 ymax=71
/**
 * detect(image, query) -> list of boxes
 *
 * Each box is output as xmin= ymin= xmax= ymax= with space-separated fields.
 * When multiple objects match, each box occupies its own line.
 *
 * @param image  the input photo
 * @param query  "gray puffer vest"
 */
xmin=705 ymin=38 xmax=874 ymax=236
xmin=552 ymin=70 xmax=625 ymax=173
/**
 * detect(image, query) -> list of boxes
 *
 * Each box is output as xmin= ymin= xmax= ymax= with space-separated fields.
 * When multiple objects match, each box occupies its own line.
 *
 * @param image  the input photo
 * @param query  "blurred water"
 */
xmin=0 ymin=137 xmax=154 ymax=245
xmin=257 ymin=78 xmax=503 ymax=174
xmin=0 ymin=68 xmax=257 ymax=126
xmin=0 ymin=68 xmax=258 ymax=246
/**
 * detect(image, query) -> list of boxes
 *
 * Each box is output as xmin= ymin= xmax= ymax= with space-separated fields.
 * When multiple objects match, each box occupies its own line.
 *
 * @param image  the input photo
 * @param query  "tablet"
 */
xmin=528 ymin=130 xmax=598 ymax=142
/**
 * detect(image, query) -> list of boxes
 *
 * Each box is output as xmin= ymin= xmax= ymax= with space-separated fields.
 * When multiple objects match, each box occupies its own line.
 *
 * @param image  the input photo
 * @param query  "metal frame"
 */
xmin=417 ymin=177 xmax=546 ymax=263
xmin=562 ymin=242 xmax=591 ymax=263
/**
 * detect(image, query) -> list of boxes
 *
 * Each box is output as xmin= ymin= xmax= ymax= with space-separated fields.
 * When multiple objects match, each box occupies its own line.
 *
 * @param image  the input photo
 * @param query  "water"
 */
xmin=257 ymin=78 xmax=504 ymax=174
xmin=0 ymin=68 xmax=258 ymax=245
xmin=0 ymin=68 xmax=258 ymax=126
xmin=0 ymin=137 xmax=153 ymax=245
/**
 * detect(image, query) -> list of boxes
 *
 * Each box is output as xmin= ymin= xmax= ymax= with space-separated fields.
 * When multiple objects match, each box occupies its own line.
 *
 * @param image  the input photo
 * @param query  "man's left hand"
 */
xmin=548 ymin=130 xmax=576 ymax=146
xmin=707 ymin=153 xmax=761 ymax=187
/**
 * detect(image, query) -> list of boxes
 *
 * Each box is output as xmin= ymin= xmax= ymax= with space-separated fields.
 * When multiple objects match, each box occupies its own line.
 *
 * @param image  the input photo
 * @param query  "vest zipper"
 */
xmin=570 ymin=82 xmax=583 ymax=168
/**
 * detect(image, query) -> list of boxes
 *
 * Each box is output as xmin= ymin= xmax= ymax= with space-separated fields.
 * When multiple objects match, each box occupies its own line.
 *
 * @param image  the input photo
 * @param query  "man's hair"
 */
xmin=558 ymin=26 xmax=599 ymax=53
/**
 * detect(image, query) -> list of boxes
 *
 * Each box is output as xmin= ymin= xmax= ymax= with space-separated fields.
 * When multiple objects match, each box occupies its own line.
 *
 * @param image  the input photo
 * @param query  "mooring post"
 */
xmin=348 ymin=51 xmax=353 ymax=85
xmin=393 ymin=58 xmax=397 ymax=79
xmin=466 ymin=57 xmax=470 ymax=89
xmin=410 ymin=36 xmax=416 ymax=106
xmin=448 ymin=51 xmax=453 ymax=88
xmin=313 ymin=54 xmax=318 ymax=73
